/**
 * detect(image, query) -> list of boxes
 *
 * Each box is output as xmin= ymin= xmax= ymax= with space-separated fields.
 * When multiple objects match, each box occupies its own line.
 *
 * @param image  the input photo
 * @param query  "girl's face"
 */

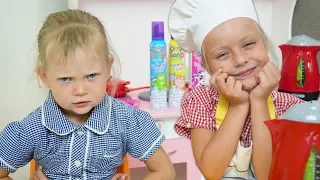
xmin=202 ymin=17 xmax=269 ymax=91
xmin=39 ymin=48 xmax=112 ymax=123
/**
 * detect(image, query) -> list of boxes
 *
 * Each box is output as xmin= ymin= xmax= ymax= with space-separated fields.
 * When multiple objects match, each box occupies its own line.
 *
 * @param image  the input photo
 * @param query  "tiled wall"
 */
xmin=292 ymin=0 xmax=320 ymax=40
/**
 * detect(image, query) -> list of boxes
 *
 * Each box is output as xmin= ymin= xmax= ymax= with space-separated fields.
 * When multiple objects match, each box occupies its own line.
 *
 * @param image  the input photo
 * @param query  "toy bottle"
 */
xmin=168 ymin=36 xmax=186 ymax=107
xmin=150 ymin=21 xmax=167 ymax=110
xmin=189 ymin=51 xmax=205 ymax=89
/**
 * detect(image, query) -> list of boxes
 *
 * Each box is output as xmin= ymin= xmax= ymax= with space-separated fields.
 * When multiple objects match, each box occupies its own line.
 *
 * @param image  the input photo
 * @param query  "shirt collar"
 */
xmin=84 ymin=95 xmax=111 ymax=135
xmin=41 ymin=92 xmax=111 ymax=136
xmin=271 ymin=90 xmax=278 ymax=101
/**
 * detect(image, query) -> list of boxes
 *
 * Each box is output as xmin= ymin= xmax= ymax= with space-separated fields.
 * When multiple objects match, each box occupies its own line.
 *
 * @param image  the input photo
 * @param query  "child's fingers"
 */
xmin=37 ymin=166 xmax=42 ymax=172
xmin=210 ymin=68 xmax=222 ymax=86
xmin=264 ymin=62 xmax=281 ymax=82
xmin=111 ymin=173 xmax=129 ymax=180
xmin=213 ymin=68 xmax=222 ymax=77
xmin=33 ymin=166 xmax=48 ymax=180
xmin=30 ymin=174 xmax=40 ymax=180
xmin=234 ymin=80 xmax=243 ymax=92
xmin=215 ymin=73 xmax=228 ymax=91
xmin=225 ymin=76 xmax=236 ymax=90
xmin=120 ymin=174 xmax=129 ymax=180
xmin=111 ymin=174 xmax=119 ymax=180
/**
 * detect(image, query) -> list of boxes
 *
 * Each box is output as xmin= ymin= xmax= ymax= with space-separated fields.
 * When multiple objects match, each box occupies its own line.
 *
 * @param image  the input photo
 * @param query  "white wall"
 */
xmin=0 ymin=0 xmax=68 ymax=179
xmin=77 ymin=0 xmax=296 ymax=88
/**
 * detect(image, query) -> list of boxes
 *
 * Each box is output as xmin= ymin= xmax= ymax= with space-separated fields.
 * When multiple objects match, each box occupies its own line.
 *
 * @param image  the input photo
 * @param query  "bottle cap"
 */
xmin=152 ymin=21 xmax=164 ymax=40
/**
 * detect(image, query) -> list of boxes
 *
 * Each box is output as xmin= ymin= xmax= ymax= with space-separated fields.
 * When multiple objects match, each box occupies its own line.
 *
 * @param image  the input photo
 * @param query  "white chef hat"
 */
xmin=168 ymin=0 xmax=259 ymax=52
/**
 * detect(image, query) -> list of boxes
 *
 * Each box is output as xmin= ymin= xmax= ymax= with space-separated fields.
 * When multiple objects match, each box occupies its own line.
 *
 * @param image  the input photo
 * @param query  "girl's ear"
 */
xmin=200 ymin=59 xmax=213 ymax=75
xmin=36 ymin=67 xmax=50 ymax=88
xmin=200 ymin=60 xmax=206 ymax=69
xmin=108 ymin=56 xmax=114 ymax=66
xmin=200 ymin=50 xmax=213 ymax=74
xmin=106 ymin=56 xmax=114 ymax=78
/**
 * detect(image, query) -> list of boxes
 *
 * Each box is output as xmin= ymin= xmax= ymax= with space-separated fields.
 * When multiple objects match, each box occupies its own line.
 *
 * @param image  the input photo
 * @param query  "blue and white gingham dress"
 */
xmin=0 ymin=93 xmax=165 ymax=179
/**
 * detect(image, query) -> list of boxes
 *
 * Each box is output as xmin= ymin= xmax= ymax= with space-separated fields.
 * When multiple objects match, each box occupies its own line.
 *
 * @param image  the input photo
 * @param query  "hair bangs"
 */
xmin=44 ymin=24 xmax=108 ymax=66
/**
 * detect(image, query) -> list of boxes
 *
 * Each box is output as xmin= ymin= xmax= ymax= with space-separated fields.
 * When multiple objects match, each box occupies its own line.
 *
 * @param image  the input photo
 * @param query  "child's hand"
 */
xmin=250 ymin=62 xmax=281 ymax=102
xmin=30 ymin=166 xmax=48 ymax=180
xmin=210 ymin=68 xmax=249 ymax=106
xmin=111 ymin=173 xmax=130 ymax=180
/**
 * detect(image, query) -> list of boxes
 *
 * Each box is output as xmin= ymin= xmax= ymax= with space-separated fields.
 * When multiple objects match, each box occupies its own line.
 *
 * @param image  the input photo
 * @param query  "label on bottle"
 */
xmin=150 ymin=43 xmax=167 ymax=110
xmin=168 ymin=40 xmax=185 ymax=107
xmin=191 ymin=51 xmax=205 ymax=88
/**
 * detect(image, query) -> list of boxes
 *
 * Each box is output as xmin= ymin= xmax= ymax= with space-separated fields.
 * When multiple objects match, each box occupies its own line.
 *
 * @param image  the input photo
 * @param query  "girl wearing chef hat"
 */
xmin=169 ymin=0 xmax=304 ymax=179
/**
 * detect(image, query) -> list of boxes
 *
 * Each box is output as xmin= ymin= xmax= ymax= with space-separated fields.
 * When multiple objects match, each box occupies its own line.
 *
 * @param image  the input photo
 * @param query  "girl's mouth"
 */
xmin=73 ymin=101 xmax=89 ymax=108
xmin=235 ymin=67 xmax=256 ymax=77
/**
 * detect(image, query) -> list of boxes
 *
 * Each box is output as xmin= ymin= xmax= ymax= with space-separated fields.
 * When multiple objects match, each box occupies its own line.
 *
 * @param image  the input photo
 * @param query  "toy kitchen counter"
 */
xmin=126 ymin=89 xmax=182 ymax=120
xmin=125 ymin=89 xmax=204 ymax=180
xmin=124 ymin=88 xmax=183 ymax=139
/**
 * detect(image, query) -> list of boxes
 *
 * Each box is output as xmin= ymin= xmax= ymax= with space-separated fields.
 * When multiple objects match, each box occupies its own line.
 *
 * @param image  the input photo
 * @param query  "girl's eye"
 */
xmin=216 ymin=52 xmax=228 ymax=59
xmin=88 ymin=73 xmax=97 ymax=79
xmin=244 ymin=41 xmax=256 ymax=48
xmin=59 ymin=77 xmax=71 ymax=82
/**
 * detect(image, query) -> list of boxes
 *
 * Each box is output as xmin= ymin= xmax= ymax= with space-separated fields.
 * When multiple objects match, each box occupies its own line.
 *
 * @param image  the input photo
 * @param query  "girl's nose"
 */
xmin=73 ymin=83 xmax=87 ymax=96
xmin=233 ymin=52 xmax=248 ymax=67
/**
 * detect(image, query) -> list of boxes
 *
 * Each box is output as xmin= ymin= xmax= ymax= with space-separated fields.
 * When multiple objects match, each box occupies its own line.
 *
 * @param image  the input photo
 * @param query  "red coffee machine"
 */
xmin=278 ymin=35 xmax=320 ymax=101
xmin=265 ymin=101 xmax=320 ymax=180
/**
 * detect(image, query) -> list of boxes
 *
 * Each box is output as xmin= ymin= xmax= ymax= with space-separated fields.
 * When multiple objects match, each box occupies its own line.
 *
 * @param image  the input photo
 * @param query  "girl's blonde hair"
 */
xmin=36 ymin=9 xmax=121 ymax=82
xmin=256 ymin=24 xmax=282 ymax=69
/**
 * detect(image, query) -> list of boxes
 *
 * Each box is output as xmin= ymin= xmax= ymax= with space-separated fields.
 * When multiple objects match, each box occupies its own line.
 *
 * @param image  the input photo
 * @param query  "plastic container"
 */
xmin=150 ymin=21 xmax=167 ymax=110
xmin=168 ymin=36 xmax=186 ymax=107
xmin=189 ymin=51 xmax=205 ymax=88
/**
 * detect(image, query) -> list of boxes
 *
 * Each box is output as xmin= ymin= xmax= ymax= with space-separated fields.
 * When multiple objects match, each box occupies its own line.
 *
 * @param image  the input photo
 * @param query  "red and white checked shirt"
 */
xmin=175 ymin=86 xmax=305 ymax=148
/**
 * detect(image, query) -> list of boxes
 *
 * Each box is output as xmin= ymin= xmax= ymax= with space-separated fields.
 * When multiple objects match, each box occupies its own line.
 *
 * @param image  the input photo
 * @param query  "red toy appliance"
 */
xmin=265 ymin=101 xmax=320 ymax=180
xmin=278 ymin=35 xmax=320 ymax=101
xmin=106 ymin=77 xmax=149 ymax=98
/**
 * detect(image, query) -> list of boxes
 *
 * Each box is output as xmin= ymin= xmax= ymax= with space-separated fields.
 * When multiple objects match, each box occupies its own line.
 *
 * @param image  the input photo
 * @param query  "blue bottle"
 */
xmin=150 ymin=21 xmax=167 ymax=110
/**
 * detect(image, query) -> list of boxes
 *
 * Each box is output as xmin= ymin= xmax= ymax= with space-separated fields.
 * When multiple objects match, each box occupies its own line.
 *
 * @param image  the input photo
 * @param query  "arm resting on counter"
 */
xmin=190 ymin=104 xmax=249 ymax=180
xmin=143 ymin=147 xmax=176 ymax=180
xmin=0 ymin=167 xmax=12 ymax=180
xmin=251 ymin=100 xmax=272 ymax=180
